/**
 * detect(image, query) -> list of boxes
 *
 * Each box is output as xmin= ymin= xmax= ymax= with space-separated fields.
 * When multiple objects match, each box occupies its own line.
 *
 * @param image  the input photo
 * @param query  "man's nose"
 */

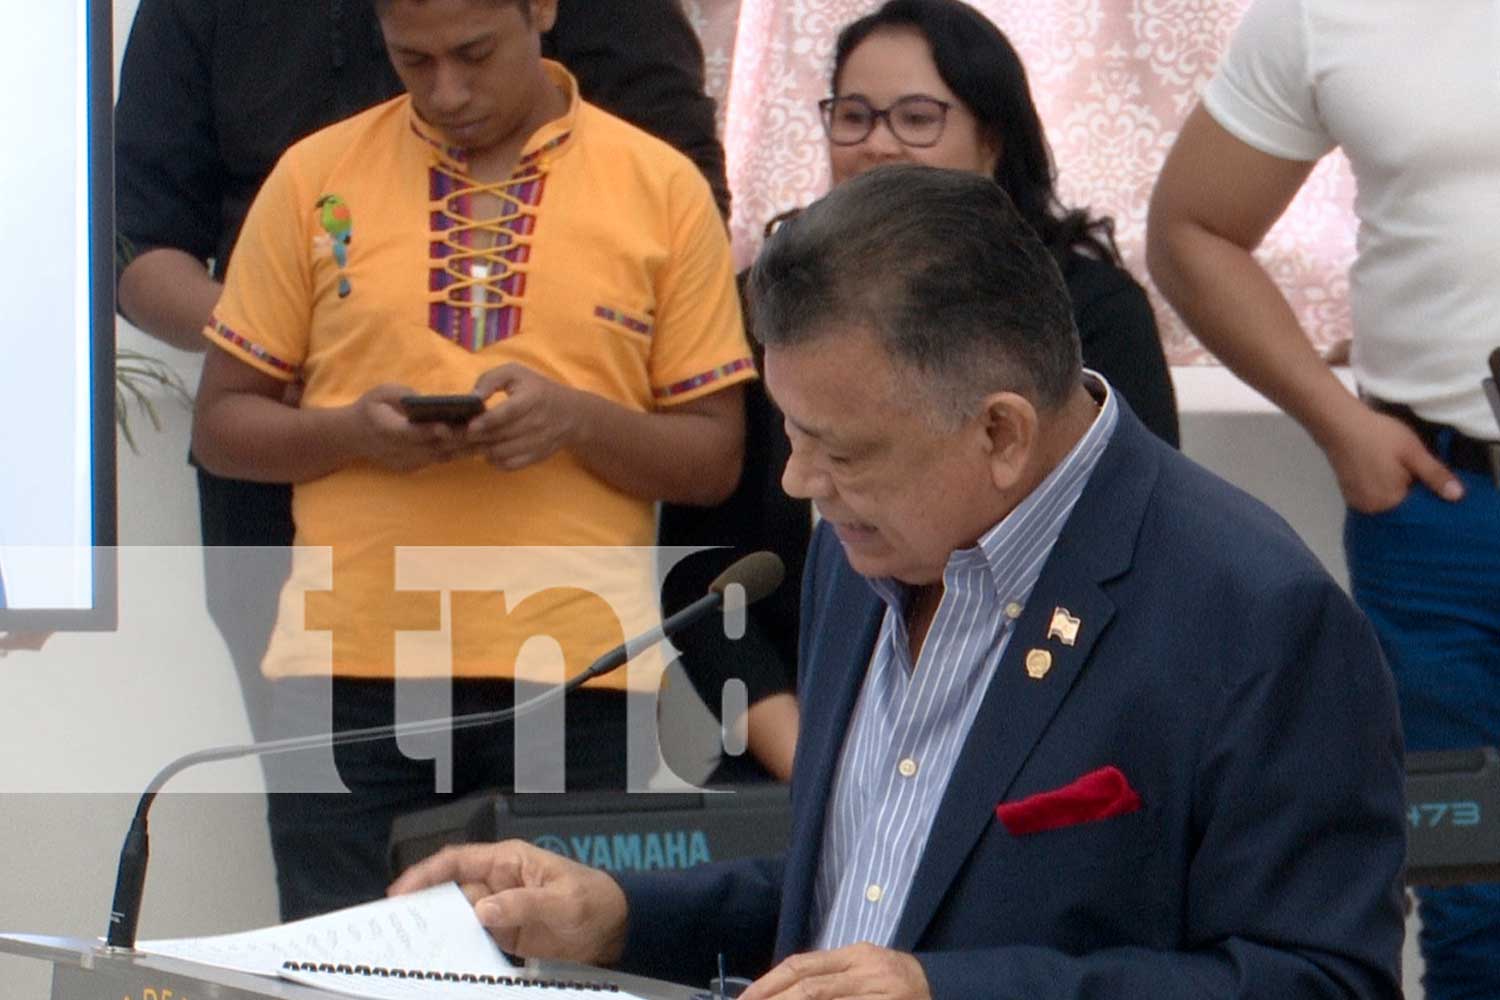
xmin=781 ymin=449 xmax=831 ymax=501
xmin=429 ymin=62 xmax=470 ymax=115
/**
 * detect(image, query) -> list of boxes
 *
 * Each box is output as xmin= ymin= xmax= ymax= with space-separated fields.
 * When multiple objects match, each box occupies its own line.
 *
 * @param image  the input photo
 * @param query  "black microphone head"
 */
xmin=709 ymin=551 xmax=785 ymax=606
xmin=1489 ymin=346 xmax=1500 ymax=383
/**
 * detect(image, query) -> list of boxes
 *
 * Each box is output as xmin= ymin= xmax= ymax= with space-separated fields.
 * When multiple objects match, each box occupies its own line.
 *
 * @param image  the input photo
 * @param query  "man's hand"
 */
xmin=347 ymin=384 xmax=471 ymax=473
xmin=388 ymin=841 xmax=628 ymax=966
xmin=468 ymin=363 xmax=589 ymax=471
xmin=194 ymin=351 xmax=468 ymax=483
xmin=740 ymin=944 xmax=930 ymax=1000
xmin=1320 ymin=405 xmax=1463 ymax=513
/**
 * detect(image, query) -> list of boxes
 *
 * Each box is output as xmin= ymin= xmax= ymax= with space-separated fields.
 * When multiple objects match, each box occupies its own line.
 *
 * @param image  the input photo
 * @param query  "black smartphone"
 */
xmin=399 ymin=394 xmax=484 ymax=425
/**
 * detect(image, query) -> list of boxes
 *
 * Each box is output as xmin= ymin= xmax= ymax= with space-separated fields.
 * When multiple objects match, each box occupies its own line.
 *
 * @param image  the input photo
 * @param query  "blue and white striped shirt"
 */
xmin=812 ymin=374 xmax=1119 ymax=950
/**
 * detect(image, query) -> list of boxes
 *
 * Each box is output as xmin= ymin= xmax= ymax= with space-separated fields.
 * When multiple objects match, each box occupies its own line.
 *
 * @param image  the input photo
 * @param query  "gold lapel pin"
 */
xmin=1025 ymin=648 xmax=1052 ymax=680
xmin=1047 ymin=607 xmax=1081 ymax=647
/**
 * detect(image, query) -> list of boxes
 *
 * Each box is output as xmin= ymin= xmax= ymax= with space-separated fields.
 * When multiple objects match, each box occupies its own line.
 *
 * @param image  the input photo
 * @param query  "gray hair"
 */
xmin=747 ymin=163 xmax=1081 ymax=423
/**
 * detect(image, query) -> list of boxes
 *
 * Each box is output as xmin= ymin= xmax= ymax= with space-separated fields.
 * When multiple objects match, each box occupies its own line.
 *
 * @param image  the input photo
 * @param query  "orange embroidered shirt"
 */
xmin=205 ymin=63 xmax=753 ymax=686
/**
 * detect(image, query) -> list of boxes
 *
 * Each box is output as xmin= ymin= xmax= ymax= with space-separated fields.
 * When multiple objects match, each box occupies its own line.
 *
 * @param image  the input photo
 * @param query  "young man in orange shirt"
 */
xmin=191 ymin=0 xmax=753 ymax=918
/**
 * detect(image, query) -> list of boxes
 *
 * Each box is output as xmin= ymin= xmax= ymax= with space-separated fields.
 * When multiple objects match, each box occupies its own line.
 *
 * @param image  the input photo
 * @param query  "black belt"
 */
xmin=1366 ymin=397 xmax=1500 ymax=481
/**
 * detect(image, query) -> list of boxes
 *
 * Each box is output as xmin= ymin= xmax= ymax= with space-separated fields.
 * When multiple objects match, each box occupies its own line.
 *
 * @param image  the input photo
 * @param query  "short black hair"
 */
xmin=748 ymin=163 xmax=1081 ymax=420
xmin=372 ymin=0 xmax=531 ymax=21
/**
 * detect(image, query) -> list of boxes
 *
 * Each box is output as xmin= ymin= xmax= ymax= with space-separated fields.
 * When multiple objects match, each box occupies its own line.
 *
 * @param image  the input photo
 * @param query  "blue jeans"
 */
xmin=1346 ymin=467 xmax=1500 ymax=1000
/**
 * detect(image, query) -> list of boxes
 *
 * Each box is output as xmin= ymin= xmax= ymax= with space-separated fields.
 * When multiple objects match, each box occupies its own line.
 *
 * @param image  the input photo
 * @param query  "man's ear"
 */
xmin=530 ymin=0 xmax=560 ymax=33
xmin=977 ymin=391 xmax=1038 ymax=494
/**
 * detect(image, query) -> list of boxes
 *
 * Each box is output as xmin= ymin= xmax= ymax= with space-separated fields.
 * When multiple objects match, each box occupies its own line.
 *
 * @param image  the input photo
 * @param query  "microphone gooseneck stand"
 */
xmin=105 ymin=551 xmax=785 ymax=949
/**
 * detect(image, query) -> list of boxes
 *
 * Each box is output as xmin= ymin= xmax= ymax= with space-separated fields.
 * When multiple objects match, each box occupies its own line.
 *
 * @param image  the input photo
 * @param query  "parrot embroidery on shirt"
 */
xmin=315 ymin=194 xmax=353 ymax=298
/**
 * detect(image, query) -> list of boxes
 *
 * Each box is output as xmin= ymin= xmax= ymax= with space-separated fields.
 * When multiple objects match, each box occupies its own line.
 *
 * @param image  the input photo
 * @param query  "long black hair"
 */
xmin=830 ymin=0 xmax=1120 ymax=264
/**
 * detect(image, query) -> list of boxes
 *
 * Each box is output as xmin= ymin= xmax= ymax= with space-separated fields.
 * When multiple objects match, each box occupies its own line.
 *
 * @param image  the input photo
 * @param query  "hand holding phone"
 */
xmin=399 ymin=394 xmax=484 ymax=425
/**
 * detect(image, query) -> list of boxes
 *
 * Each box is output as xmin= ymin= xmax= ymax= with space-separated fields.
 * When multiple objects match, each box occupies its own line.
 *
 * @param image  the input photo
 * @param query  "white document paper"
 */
xmin=139 ymin=883 xmax=649 ymax=999
xmin=139 ymin=883 xmax=516 ymax=977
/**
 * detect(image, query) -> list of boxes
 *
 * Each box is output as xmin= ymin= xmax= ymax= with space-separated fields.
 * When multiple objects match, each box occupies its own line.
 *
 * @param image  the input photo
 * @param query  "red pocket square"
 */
xmin=995 ymin=765 xmax=1142 ymax=836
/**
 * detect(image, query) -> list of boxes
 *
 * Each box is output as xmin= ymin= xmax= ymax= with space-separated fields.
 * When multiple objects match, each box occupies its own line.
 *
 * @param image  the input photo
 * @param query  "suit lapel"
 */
xmin=775 ymin=548 xmax=884 ymax=958
xmin=890 ymin=409 xmax=1161 ymax=950
xmin=889 ymin=571 xmax=1114 ymax=948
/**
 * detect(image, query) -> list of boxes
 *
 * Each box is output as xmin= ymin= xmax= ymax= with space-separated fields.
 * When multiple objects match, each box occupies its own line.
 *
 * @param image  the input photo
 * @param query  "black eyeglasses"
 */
xmin=818 ymin=94 xmax=953 ymax=148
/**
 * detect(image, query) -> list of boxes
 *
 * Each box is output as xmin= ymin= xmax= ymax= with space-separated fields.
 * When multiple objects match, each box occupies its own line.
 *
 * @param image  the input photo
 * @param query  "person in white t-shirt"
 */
xmin=1146 ymin=1 xmax=1500 ymax=995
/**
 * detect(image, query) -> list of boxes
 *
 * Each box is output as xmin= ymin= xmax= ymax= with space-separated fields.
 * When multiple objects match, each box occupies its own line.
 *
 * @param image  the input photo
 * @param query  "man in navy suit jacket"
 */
xmin=392 ymin=165 xmax=1407 ymax=999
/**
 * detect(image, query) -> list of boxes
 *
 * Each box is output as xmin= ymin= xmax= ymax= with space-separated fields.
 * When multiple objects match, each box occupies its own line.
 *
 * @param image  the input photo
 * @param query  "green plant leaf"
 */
xmin=115 ymin=347 xmax=191 ymax=454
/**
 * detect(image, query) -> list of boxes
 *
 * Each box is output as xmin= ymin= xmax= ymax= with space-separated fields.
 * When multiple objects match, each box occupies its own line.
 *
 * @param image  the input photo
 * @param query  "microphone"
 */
xmin=103 ymin=551 xmax=785 ymax=951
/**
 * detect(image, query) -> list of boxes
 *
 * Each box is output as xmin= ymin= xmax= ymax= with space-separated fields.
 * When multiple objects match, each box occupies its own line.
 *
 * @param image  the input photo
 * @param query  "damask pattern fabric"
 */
xmin=681 ymin=0 xmax=1358 ymax=364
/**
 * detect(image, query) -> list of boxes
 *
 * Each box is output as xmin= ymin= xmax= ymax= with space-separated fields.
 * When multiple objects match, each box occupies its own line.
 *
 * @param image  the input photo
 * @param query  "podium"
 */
xmin=0 ymin=933 xmax=700 ymax=1000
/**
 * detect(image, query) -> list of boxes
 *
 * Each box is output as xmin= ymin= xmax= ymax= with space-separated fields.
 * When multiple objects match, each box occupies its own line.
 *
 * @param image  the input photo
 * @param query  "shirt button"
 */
xmin=898 ymin=758 xmax=918 ymax=778
xmin=865 ymin=884 xmax=883 ymax=903
xmin=1004 ymin=602 xmax=1023 ymax=620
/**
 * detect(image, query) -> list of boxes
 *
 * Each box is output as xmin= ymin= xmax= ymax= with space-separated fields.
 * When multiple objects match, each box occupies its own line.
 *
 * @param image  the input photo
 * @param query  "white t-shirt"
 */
xmin=1203 ymin=0 xmax=1500 ymax=440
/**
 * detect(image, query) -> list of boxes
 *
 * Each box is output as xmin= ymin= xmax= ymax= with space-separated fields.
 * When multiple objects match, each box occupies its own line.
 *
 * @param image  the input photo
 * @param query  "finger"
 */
xmin=466 ymin=400 xmax=521 ymax=440
xmin=470 ymin=388 xmax=541 ymax=439
xmin=1402 ymin=441 xmax=1464 ymax=502
xmin=744 ymin=969 xmax=851 ymax=1000
xmin=472 ymin=363 xmax=526 ymax=400
xmin=369 ymin=399 xmax=437 ymax=437
xmin=485 ymin=439 xmax=555 ymax=471
xmin=458 ymin=881 xmax=490 ymax=906
xmin=366 ymin=382 xmax=419 ymax=405
xmin=475 ymin=885 xmax=598 ymax=963
xmin=424 ymin=422 xmax=471 ymax=452
xmin=387 ymin=842 xmax=524 ymax=896
xmin=439 ymin=440 xmax=487 ymax=462
xmin=475 ymin=885 xmax=559 ymax=932
xmin=411 ymin=422 xmax=460 ymax=446
xmin=486 ymin=432 xmax=566 ymax=470
xmin=741 ymin=951 xmax=851 ymax=1000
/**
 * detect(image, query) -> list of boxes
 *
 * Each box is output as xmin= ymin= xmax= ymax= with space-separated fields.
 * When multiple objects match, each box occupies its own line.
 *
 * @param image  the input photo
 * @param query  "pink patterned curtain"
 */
xmin=683 ymin=0 xmax=1356 ymax=365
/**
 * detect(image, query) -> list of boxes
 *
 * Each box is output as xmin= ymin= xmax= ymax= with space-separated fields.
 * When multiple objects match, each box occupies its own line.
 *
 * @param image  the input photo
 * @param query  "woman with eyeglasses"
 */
xmin=667 ymin=0 xmax=1180 ymax=787
xmin=812 ymin=0 xmax=1178 ymax=446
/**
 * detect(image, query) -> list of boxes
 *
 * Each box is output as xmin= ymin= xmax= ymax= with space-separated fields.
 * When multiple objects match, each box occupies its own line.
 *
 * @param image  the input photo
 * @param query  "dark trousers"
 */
xmin=196 ymin=468 xmax=293 ymax=741
xmin=263 ymin=676 xmax=630 ymax=921
xmin=1346 ymin=466 xmax=1500 ymax=1000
